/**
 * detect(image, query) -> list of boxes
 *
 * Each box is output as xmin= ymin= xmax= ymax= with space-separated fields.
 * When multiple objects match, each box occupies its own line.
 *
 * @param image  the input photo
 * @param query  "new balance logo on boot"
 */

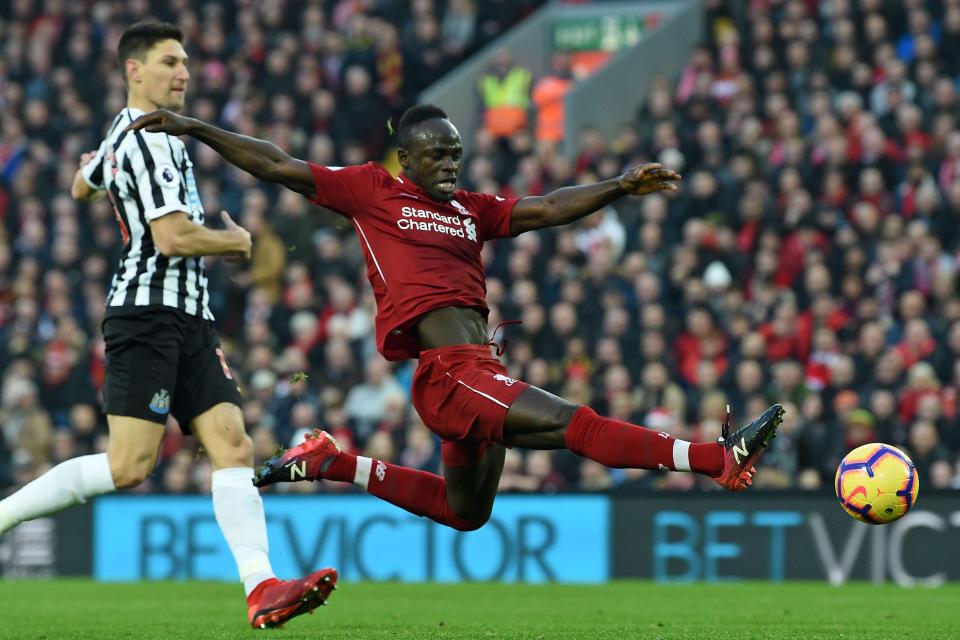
xmin=288 ymin=461 xmax=307 ymax=480
xmin=732 ymin=437 xmax=749 ymax=464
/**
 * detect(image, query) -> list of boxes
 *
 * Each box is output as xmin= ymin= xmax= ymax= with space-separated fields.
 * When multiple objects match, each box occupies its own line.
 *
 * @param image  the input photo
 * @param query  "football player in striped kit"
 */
xmin=0 ymin=21 xmax=336 ymax=629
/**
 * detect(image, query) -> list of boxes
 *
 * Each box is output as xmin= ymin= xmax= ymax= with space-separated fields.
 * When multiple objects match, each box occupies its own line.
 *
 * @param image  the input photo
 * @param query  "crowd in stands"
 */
xmin=2 ymin=0 xmax=960 ymax=496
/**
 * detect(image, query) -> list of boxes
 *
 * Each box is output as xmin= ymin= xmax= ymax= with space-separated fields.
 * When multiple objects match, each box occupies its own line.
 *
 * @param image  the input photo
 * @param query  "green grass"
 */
xmin=0 ymin=580 xmax=956 ymax=639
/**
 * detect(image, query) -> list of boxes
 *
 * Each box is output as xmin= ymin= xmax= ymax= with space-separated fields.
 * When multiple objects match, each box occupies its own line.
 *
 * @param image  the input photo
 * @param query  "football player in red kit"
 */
xmin=127 ymin=105 xmax=783 ymax=532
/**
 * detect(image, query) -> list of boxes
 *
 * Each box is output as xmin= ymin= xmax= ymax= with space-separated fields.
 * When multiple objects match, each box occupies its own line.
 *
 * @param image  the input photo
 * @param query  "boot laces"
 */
xmin=721 ymin=404 xmax=732 ymax=440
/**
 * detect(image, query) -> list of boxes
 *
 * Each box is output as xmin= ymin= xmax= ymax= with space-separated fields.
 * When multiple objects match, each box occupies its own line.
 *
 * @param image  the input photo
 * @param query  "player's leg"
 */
xmin=106 ymin=415 xmax=167 ymax=487
xmin=441 ymin=442 xmax=506 ymax=526
xmin=503 ymin=386 xmax=722 ymax=471
xmin=177 ymin=321 xmax=335 ymax=628
xmin=254 ymin=345 xmax=520 ymax=531
xmin=502 ymin=385 xmax=783 ymax=490
xmin=174 ymin=327 xmax=274 ymax=594
xmin=349 ymin=438 xmax=504 ymax=530
xmin=257 ymin=344 xmax=526 ymax=529
xmin=0 ymin=414 xmax=163 ymax=534
xmin=101 ymin=311 xmax=178 ymax=489
xmin=190 ymin=402 xmax=276 ymax=594
xmin=254 ymin=431 xmax=499 ymax=531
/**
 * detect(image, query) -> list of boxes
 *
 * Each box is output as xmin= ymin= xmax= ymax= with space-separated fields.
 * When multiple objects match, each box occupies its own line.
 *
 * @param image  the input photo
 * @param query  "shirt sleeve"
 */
xmin=130 ymin=131 xmax=190 ymax=221
xmin=307 ymin=162 xmax=381 ymax=218
xmin=81 ymin=140 xmax=108 ymax=191
xmin=462 ymin=192 xmax=520 ymax=241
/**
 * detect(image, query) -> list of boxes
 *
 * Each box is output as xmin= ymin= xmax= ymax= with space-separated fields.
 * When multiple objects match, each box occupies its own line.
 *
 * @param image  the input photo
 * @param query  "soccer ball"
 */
xmin=835 ymin=443 xmax=919 ymax=524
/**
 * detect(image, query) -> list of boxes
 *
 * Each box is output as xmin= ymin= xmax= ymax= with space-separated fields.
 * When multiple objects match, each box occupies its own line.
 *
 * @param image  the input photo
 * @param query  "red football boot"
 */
xmin=247 ymin=568 xmax=338 ymax=629
xmin=713 ymin=403 xmax=784 ymax=491
xmin=253 ymin=429 xmax=342 ymax=488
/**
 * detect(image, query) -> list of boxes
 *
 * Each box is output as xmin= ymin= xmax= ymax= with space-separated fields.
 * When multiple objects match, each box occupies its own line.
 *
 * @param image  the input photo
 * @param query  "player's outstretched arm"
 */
xmin=509 ymin=162 xmax=680 ymax=235
xmin=125 ymin=110 xmax=316 ymax=199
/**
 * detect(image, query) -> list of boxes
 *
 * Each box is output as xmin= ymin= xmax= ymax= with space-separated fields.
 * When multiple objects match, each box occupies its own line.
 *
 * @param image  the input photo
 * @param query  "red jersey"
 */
xmin=308 ymin=162 xmax=519 ymax=360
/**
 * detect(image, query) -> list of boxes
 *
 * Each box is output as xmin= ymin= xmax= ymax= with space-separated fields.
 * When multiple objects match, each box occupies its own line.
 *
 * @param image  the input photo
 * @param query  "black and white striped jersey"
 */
xmin=82 ymin=107 xmax=213 ymax=320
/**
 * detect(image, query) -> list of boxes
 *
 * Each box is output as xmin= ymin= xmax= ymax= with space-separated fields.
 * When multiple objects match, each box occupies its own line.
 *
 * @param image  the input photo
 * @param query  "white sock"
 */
xmin=211 ymin=467 xmax=276 ymax=596
xmin=354 ymin=456 xmax=373 ymax=490
xmin=0 ymin=453 xmax=115 ymax=534
xmin=672 ymin=440 xmax=691 ymax=472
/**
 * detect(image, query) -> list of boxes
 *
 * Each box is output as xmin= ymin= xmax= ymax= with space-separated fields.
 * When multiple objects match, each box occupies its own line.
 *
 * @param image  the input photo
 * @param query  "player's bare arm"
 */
xmin=150 ymin=209 xmax=252 ymax=261
xmin=124 ymin=109 xmax=316 ymax=198
xmin=509 ymin=163 xmax=680 ymax=235
xmin=70 ymin=149 xmax=106 ymax=202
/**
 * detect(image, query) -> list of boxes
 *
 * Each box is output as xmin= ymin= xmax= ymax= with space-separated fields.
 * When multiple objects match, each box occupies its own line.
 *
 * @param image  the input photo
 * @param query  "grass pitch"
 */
xmin=0 ymin=580 xmax=955 ymax=639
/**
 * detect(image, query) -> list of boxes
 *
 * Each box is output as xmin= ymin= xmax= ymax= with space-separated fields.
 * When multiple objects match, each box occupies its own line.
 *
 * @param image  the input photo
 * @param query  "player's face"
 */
xmin=400 ymin=120 xmax=463 ymax=201
xmin=133 ymin=39 xmax=190 ymax=111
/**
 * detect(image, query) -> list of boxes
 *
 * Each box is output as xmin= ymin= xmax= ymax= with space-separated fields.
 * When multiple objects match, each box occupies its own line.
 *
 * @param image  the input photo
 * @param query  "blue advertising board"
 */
xmin=93 ymin=495 xmax=609 ymax=583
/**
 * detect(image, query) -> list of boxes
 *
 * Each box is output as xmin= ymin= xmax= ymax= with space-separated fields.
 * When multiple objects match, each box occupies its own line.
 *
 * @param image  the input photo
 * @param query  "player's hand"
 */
xmin=75 ymin=150 xmax=107 ymax=201
xmin=79 ymin=149 xmax=99 ymax=169
xmin=618 ymin=163 xmax=681 ymax=196
xmin=221 ymin=210 xmax=252 ymax=262
xmin=124 ymin=109 xmax=194 ymax=136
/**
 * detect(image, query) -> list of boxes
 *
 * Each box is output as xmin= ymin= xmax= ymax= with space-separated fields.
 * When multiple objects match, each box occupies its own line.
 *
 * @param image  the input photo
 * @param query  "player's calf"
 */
xmin=255 ymin=430 xmax=492 ymax=532
xmin=562 ymin=405 xmax=726 ymax=475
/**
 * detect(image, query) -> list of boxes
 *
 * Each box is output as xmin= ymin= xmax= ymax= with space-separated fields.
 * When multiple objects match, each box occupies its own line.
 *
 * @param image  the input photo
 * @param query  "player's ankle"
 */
xmin=243 ymin=572 xmax=278 ymax=598
xmin=321 ymin=451 xmax=358 ymax=483
xmin=689 ymin=442 xmax=725 ymax=477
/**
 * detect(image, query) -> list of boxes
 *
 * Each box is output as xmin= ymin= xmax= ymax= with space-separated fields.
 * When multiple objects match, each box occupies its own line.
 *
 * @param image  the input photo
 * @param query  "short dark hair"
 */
xmin=117 ymin=21 xmax=184 ymax=84
xmin=397 ymin=104 xmax=448 ymax=148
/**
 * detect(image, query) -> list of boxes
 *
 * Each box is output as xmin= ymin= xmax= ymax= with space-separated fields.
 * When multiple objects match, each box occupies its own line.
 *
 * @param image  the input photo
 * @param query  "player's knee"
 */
xmin=450 ymin=503 xmax=492 ymax=531
xmin=232 ymin=434 xmax=254 ymax=466
xmin=225 ymin=429 xmax=252 ymax=455
xmin=452 ymin=512 xmax=488 ymax=532
xmin=453 ymin=519 xmax=485 ymax=532
xmin=110 ymin=457 xmax=155 ymax=489
xmin=209 ymin=433 xmax=254 ymax=468
xmin=195 ymin=404 xmax=254 ymax=467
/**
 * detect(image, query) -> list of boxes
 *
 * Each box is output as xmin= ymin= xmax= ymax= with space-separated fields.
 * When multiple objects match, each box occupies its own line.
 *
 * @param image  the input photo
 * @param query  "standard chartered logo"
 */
xmin=397 ymin=205 xmax=478 ymax=243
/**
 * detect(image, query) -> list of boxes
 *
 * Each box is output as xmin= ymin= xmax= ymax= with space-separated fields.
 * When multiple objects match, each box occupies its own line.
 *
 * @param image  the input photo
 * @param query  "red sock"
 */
xmin=322 ymin=452 xmax=480 ymax=531
xmin=321 ymin=451 xmax=358 ymax=482
xmin=564 ymin=406 xmax=724 ymax=476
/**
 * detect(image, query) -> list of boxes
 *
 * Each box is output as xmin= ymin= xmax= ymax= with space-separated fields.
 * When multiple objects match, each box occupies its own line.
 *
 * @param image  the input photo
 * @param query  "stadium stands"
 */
xmin=1 ymin=0 xmax=959 ymax=495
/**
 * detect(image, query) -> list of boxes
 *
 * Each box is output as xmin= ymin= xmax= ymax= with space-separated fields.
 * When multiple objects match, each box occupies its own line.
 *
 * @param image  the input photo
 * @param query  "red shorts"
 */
xmin=411 ymin=344 xmax=530 ymax=466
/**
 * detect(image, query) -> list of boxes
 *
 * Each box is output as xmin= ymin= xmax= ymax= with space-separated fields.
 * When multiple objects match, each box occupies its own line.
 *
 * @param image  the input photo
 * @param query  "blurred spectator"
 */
xmin=403 ymin=14 xmax=449 ymax=102
xmin=479 ymin=49 xmax=531 ymax=139
xmin=909 ymin=420 xmax=952 ymax=488
xmin=399 ymin=420 xmax=441 ymax=473
xmin=236 ymin=194 xmax=287 ymax=305
xmin=441 ymin=0 xmax=477 ymax=57
xmin=531 ymin=53 xmax=573 ymax=145
xmin=499 ymin=449 xmax=540 ymax=492
xmin=344 ymin=356 xmax=405 ymax=440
